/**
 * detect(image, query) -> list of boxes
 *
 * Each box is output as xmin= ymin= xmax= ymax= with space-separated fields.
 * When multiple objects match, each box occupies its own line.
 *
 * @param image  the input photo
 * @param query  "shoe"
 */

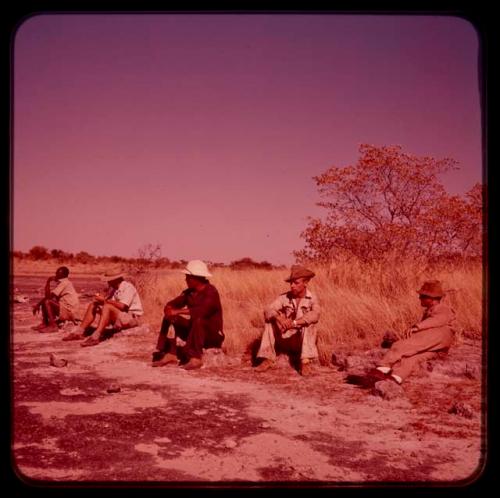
xmin=39 ymin=324 xmax=60 ymax=333
xmin=387 ymin=374 xmax=403 ymax=385
xmin=182 ymin=357 xmax=203 ymax=370
xmin=152 ymin=351 xmax=163 ymax=362
xmin=49 ymin=354 xmax=68 ymax=367
xmin=31 ymin=323 xmax=47 ymax=331
xmin=346 ymin=373 xmax=377 ymax=388
xmin=62 ymin=331 xmax=84 ymax=341
xmin=367 ymin=368 xmax=391 ymax=382
xmin=81 ymin=336 xmax=100 ymax=347
xmin=254 ymin=359 xmax=276 ymax=373
xmin=299 ymin=361 xmax=314 ymax=377
xmin=152 ymin=353 xmax=178 ymax=367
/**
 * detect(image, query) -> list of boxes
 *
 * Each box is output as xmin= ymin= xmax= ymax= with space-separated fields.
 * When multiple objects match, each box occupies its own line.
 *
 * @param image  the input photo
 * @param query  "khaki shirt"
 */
xmin=110 ymin=280 xmax=144 ymax=316
xmin=52 ymin=278 xmax=79 ymax=315
xmin=264 ymin=289 xmax=320 ymax=326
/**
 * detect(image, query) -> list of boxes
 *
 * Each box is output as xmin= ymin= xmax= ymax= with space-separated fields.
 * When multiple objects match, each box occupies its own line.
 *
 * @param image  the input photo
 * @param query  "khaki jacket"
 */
xmin=415 ymin=301 xmax=456 ymax=332
xmin=264 ymin=289 xmax=320 ymax=326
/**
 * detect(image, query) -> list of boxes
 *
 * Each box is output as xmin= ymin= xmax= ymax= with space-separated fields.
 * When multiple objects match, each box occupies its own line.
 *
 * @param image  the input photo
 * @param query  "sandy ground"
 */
xmin=11 ymin=275 xmax=486 ymax=486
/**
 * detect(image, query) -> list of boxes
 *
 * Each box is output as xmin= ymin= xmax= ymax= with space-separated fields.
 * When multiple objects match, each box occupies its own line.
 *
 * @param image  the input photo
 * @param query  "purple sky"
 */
xmin=13 ymin=14 xmax=482 ymax=265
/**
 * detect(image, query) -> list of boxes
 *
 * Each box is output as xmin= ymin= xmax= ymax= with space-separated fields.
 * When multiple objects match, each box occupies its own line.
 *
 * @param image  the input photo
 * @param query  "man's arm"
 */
xmin=298 ymin=296 xmax=321 ymax=326
xmin=43 ymin=276 xmax=55 ymax=298
xmin=188 ymin=287 xmax=221 ymax=321
xmin=264 ymin=295 xmax=291 ymax=332
xmin=264 ymin=295 xmax=286 ymax=322
xmin=164 ymin=294 xmax=189 ymax=320
xmin=93 ymin=293 xmax=129 ymax=312
xmin=33 ymin=276 xmax=56 ymax=314
xmin=414 ymin=304 xmax=455 ymax=331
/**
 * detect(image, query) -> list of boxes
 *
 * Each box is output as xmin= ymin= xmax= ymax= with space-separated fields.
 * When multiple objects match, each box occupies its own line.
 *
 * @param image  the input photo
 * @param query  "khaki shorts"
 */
xmin=115 ymin=312 xmax=140 ymax=329
xmin=59 ymin=306 xmax=77 ymax=322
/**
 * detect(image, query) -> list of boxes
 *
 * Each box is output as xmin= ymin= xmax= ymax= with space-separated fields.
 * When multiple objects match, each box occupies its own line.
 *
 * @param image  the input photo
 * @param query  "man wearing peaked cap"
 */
xmin=151 ymin=259 xmax=224 ymax=370
xmin=254 ymin=264 xmax=320 ymax=376
xmin=62 ymin=268 xmax=143 ymax=346
xmin=366 ymin=280 xmax=457 ymax=386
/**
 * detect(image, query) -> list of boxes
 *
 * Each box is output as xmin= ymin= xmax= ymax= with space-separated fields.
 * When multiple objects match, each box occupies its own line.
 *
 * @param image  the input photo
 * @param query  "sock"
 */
xmin=377 ymin=366 xmax=391 ymax=374
xmin=391 ymin=374 xmax=403 ymax=384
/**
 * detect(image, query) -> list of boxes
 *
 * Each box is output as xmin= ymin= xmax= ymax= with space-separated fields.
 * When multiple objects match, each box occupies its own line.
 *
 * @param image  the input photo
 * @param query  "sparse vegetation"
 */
xmin=12 ymin=252 xmax=483 ymax=366
xmin=12 ymin=142 xmax=484 ymax=366
xmin=134 ymin=259 xmax=482 ymax=365
xmin=295 ymin=144 xmax=483 ymax=265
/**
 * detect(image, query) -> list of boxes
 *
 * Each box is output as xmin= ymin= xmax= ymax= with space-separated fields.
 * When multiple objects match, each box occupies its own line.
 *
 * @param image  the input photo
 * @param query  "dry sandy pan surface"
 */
xmin=11 ymin=274 xmax=485 ymax=486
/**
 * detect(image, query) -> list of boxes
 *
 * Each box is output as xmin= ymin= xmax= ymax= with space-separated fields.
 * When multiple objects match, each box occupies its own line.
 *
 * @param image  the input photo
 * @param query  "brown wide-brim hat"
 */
xmin=101 ymin=270 xmax=127 ymax=282
xmin=417 ymin=280 xmax=444 ymax=298
xmin=285 ymin=264 xmax=316 ymax=282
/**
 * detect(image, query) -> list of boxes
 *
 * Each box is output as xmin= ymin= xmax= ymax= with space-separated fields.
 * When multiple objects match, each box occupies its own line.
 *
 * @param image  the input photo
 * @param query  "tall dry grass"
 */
xmin=135 ymin=260 xmax=484 ymax=365
xmin=12 ymin=257 xmax=112 ymax=276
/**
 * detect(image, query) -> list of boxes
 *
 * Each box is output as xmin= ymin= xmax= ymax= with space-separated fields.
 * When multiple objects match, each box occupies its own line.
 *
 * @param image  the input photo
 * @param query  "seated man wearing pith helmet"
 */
xmin=152 ymin=260 xmax=224 ymax=370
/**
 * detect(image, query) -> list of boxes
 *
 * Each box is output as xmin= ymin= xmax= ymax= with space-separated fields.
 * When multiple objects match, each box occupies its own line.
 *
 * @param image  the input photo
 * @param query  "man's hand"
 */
xmin=403 ymin=325 xmax=418 ymax=338
xmin=164 ymin=305 xmax=175 ymax=319
xmin=93 ymin=293 xmax=105 ymax=304
xmin=274 ymin=314 xmax=293 ymax=333
xmin=164 ymin=305 xmax=190 ymax=321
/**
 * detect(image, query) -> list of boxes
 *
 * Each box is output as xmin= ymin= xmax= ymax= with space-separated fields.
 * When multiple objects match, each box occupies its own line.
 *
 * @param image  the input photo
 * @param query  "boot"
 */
xmin=254 ymin=358 xmax=276 ymax=373
xmin=182 ymin=357 xmax=203 ymax=370
xmin=152 ymin=353 xmax=178 ymax=367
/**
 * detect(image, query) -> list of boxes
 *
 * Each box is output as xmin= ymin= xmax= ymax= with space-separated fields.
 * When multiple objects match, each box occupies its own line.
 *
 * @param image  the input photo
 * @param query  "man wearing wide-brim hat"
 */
xmin=62 ymin=269 xmax=144 ymax=346
xmin=367 ymin=280 xmax=457 ymax=385
xmin=254 ymin=264 xmax=321 ymax=376
xmin=151 ymin=260 xmax=224 ymax=370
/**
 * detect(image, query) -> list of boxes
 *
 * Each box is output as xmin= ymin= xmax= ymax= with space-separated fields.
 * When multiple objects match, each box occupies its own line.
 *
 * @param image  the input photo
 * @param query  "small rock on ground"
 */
xmin=448 ymin=401 xmax=474 ymax=419
xmin=371 ymin=379 xmax=405 ymax=400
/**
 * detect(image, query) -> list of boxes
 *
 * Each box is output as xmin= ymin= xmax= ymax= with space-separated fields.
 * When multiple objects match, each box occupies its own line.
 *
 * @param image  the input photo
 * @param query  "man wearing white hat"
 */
xmin=62 ymin=269 xmax=143 ymax=346
xmin=152 ymin=259 xmax=224 ymax=370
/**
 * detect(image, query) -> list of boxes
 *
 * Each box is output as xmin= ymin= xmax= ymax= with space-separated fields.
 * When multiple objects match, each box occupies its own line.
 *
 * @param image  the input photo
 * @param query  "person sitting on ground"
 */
xmin=366 ymin=280 xmax=456 ymax=386
xmin=254 ymin=264 xmax=321 ymax=376
xmin=32 ymin=266 xmax=80 ymax=333
xmin=62 ymin=269 xmax=143 ymax=347
xmin=152 ymin=259 xmax=224 ymax=370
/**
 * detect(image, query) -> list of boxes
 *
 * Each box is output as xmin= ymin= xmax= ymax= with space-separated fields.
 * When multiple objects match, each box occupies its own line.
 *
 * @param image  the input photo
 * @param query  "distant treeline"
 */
xmin=12 ymin=246 xmax=285 ymax=271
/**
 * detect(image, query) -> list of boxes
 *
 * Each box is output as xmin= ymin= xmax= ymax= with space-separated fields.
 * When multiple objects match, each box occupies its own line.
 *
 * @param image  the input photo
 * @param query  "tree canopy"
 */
xmin=295 ymin=144 xmax=483 ymax=264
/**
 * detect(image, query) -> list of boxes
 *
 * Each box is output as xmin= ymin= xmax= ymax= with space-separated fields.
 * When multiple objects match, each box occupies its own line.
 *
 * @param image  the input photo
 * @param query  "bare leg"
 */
xmin=79 ymin=302 xmax=101 ymax=330
xmin=87 ymin=303 xmax=120 ymax=339
xmin=41 ymin=299 xmax=60 ymax=326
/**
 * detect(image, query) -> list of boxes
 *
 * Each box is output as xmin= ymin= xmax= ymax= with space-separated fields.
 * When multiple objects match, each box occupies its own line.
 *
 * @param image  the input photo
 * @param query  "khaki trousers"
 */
xmin=379 ymin=326 xmax=454 ymax=380
xmin=257 ymin=322 xmax=318 ymax=361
